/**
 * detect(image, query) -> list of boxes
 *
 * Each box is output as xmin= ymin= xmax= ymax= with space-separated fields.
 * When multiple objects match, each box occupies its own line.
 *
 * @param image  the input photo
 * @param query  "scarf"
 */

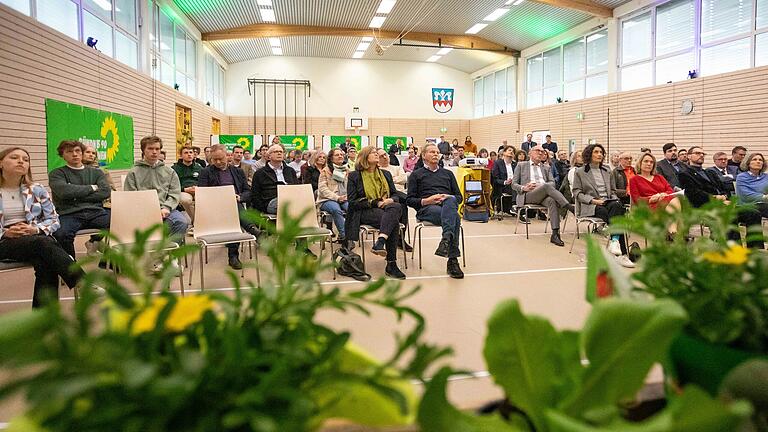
xmin=332 ymin=163 xmax=348 ymax=183
xmin=361 ymin=169 xmax=389 ymax=202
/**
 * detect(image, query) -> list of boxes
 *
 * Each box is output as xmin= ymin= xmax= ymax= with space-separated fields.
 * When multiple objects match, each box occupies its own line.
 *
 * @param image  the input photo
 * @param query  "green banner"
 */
xmin=219 ymin=135 xmax=254 ymax=152
xmin=330 ymin=136 xmax=362 ymax=151
xmin=280 ymin=135 xmax=309 ymax=151
xmin=45 ymin=99 xmax=134 ymax=171
xmin=382 ymin=136 xmax=406 ymax=153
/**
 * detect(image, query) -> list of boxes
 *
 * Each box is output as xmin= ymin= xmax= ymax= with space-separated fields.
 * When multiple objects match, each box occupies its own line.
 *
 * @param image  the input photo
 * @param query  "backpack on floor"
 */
xmin=333 ymin=249 xmax=371 ymax=281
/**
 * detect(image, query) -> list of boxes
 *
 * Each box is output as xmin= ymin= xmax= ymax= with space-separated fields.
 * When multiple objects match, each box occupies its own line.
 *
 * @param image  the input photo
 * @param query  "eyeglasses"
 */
xmin=690 ymin=151 xmax=706 ymax=156
xmin=716 ymin=158 xmax=728 ymax=161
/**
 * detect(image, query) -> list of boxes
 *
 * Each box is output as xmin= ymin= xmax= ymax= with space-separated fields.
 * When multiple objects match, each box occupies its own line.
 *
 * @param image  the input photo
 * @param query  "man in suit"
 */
xmin=491 ymin=145 xmax=517 ymax=214
xmin=511 ymin=147 xmax=574 ymax=246
xmin=521 ymin=133 xmax=537 ymax=153
xmin=250 ymin=144 xmax=298 ymax=214
xmin=706 ymin=152 xmax=738 ymax=196
xmin=656 ymin=142 xmax=683 ymax=190
xmin=199 ymin=145 xmax=260 ymax=269
xmin=542 ymin=135 xmax=558 ymax=153
xmin=679 ymin=146 xmax=764 ymax=249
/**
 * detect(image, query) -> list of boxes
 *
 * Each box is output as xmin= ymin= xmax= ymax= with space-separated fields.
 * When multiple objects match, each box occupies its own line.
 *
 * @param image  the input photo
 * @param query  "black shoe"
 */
xmin=537 ymin=211 xmax=548 ymax=221
xmin=550 ymin=231 xmax=565 ymax=247
xmin=447 ymin=258 xmax=464 ymax=279
xmin=371 ymin=238 xmax=387 ymax=257
xmin=244 ymin=224 xmax=262 ymax=238
xmin=519 ymin=214 xmax=530 ymax=224
xmin=399 ymin=240 xmax=414 ymax=253
xmin=565 ymin=203 xmax=575 ymax=214
xmin=228 ymin=256 xmax=243 ymax=270
xmin=385 ymin=262 xmax=406 ymax=279
xmin=435 ymin=237 xmax=450 ymax=258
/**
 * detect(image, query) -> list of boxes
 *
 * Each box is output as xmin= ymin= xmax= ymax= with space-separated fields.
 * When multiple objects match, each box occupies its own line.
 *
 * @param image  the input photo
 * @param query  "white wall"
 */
xmin=225 ymin=56 xmax=473 ymax=119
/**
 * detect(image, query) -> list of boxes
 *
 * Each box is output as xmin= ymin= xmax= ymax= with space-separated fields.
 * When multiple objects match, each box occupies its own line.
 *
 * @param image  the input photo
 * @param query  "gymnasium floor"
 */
xmin=0 ymin=213 xmax=595 ymax=418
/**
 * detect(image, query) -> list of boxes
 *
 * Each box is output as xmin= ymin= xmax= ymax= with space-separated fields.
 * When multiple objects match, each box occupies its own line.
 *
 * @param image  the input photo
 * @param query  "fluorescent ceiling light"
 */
xmin=465 ymin=23 xmax=487 ymax=34
xmin=426 ymin=55 xmax=440 ymax=62
xmin=513 ymin=0 xmax=524 ymax=5
xmin=362 ymin=36 xmax=374 ymax=42
xmin=483 ymin=8 xmax=509 ymax=21
xmin=376 ymin=0 xmax=396 ymax=14
xmin=369 ymin=16 xmax=386 ymax=28
xmin=269 ymin=37 xmax=281 ymax=47
xmin=356 ymin=42 xmax=370 ymax=51
xmin=271 ymin=47 xmax=283 ymax=55
xmin=260 ymin=8 xmax=276 ymax=22
xmin=352 ymin=51 xmax=365 ymax=59
xmin=436 ymin=47 xmax=453 ymax=55
xmin=256 ymin=0 xmax=272 ymax=5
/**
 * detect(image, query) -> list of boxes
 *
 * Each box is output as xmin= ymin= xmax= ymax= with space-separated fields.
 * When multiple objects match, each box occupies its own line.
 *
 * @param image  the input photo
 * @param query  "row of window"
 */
xmin=473 ymin=66 xmax=516 ymax=118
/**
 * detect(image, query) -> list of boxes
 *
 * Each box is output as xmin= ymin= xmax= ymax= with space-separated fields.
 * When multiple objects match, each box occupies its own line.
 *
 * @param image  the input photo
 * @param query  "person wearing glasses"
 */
xmin=706 ymin=152 xmax=738 ymax=195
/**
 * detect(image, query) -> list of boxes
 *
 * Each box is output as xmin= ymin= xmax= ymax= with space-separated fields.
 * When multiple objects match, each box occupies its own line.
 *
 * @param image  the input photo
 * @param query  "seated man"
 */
xmin=706 ymin=151 xmax=738 ymax=196
xmin=250 ymin=143 xmax=298 ymax=214
xmin=252 ymin=144 xmax=270 ymax=170
xmin=231 ymin=145 xmax=254 ymax=187
xmin=406 ymin=144 xmax=464 ymax=279
xmin=49 ymin=140 xmax=111 ymax=258
xmin=656 ymin=143 xmax=683 ymax=190
xmin=198 ymin=144 xmax=260 ymax=269
xmin=192 ymin=146 xmax=207 ymax=167
xmin=124 ymin=136 xmax=188 ymax=241
xmin=491 ymin=144 xmax=517 ymax=213
xmin=377 ymin=148 xmax=407 ymax=192
xmin=511 ymin=146 xmax=574 ymax=247
xmin=679 ymin=146 xmax=764 ymax=249
xmin=172 ymin=146 xmax=202 ymax=222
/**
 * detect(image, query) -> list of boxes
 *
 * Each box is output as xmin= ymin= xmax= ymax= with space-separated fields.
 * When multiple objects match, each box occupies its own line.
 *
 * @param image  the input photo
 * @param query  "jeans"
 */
xmin=320 ymin=200 xmax=349 ymax=238
xmin=416 ymin=195 xmax=461 ymax=258
xmin=164 ymin=209 xmax=189 ymax=243
xmin=53 ymin=208 xmax=111 ymax=258
xmin=359 ymin=202 xmax=402 ymax=262
xmin=0 ymin=234 xmax=83 ymax=308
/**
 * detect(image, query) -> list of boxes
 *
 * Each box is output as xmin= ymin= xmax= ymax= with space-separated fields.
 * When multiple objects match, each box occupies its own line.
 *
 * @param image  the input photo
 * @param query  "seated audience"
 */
xmin=49 ymin=140 xmax=111 ymax=259
xmin=83 ymin=144 xmax=116 ymax=193
xmin=231 ymin=145 xmax=254 ymax=187
xmin=444 ymin=149 xmax=460 ymax=167
xmin=609 ymin=152 xmax=620 ymax=170
xmin=515 ymin=150 xmax=528 ymax=163
xmin=304 ymin=151 xmax=326 ymax=193
xmin=521 ymin=134 xmax=536 ymax=153
xmin=253 ymin=144 xmax=270 ymax=170
xmin=346 ymin=147 xmax=358 ymax=171
xmin=389 ymin=141 xmax=401 ymax=166
xmin=679 ymin=146 xmax=764 ymax=249
xmin=345 ymin=146 xmax=406 ymax=280
xmin=243 ymin=149 xmax=253 ymax=162
xmin=611 ymin=152 xmax=636 ymax=206
xmin=203 ymin=146 xmax=212 ymax=164
xmin=478 ymin=148 xmax=493 ymax=171
xmin=193 ymin=146 xmax=207 ymax=167
xmin=629 ymin=152 xmax=682 ymax=236
xmin=124 ymin=136 xmax=188 ymax=241
xmin=565 ymin=150 xmax=584 ymax=192
xmin=706 ymin=152 xmax=738 ymax=195
xmin=198 ymin=145 xmax=259 ymax=270
xmin=437 ymin=136 xmax=451 ymax=156
xmin=0 ymin=147 xmax=84 ymax=307
xmin=656 ymin=143 xmax=683 ymax=190
xmin=572 ymin=144 xmax=634 ymax=267
xmin=512 ymin=147 xmax=574 ymax=247
xmin=735 ymin=153 xmax=768 ymax=219
xmin=463 ymin=139 xmax=478 ymax=155
xmin=250 ymin=144 xmax=298 ymax=214
xmin=542 ymin=135 xmax=558 ymax=153
xmin=403 ymin=147 xmax=419 ymax=172
xmin=451 ymin=138 xmax=460 ymax=150
xmin=159 ymin=150 xmax=167 ymax=162
xmin=491 ymin=145 xmax=517 ymax=213
xmin=406 ymin=144 xmax=464 ymax=279
xmin=378 ymin=148 xmax=407 ymax=192
xmin=677 ymin=149 xmax=689 ymax=165
xmin=553 ymin=150 xmax=570 ymax=188
xmin=171 ymin=147 xmax=202 ymax=223
xmin=318 ymin=148 xmax=349 ymax=244
xmin=728 ymin=146 xmax=747 ymax=172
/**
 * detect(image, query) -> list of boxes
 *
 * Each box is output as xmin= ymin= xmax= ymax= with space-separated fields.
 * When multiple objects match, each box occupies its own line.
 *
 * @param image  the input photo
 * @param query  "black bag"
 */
xmin=333 ymin=249 xmax=371 ymax=281
xmin=628 ymin=241 xmax=642 ymax=263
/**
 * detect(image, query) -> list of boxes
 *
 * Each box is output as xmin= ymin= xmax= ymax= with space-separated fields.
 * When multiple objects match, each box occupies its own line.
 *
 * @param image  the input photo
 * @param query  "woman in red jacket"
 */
xmin=629 ymin=152 xmax=681 ymax=235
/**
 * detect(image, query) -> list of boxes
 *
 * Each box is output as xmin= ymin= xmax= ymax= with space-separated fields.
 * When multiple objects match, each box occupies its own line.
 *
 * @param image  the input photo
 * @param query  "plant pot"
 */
xmin=668 ymin=332 xmax=768 ymax=395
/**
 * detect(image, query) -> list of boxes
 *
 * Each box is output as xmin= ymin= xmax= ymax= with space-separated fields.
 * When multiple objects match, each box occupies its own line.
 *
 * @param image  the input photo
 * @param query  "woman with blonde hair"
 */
xmin=303 ymin=150 xmax=326 ymax=193
xmin=0 ymin=147 xmax=85 ymax=307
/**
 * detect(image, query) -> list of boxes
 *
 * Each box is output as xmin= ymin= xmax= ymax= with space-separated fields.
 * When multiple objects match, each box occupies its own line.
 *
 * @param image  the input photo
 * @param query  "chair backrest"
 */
xmin=277 ymin=184 xmax=320 ymax=230
xmin=120 ymin=174 xmax=128 ymax=191
xmin=110 ymin=190 xmax=164 ymax=244
xmin=194 ymin=186 xmax=243 ymax=238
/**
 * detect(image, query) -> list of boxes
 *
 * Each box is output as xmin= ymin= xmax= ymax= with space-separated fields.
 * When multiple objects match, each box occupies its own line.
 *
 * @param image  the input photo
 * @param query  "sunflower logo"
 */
xmin=350 ymin=137 xmax=359 ymax=148
xmin=100 ymin=116 xmax=119 ymax=163
xmin=292 ymin=137 xmax=306 ymax=150
xmin=237 ymin=136 xmax=251 ymax=149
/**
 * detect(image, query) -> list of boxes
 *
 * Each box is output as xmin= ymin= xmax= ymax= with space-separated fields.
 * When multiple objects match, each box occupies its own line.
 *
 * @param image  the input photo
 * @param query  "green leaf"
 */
xmin=559 ymin=299 xmax=688 ymax=416
xmin=418 ymin=367 xmax=525 ymax=432
xmin=0 ymin=309 xmax=53 ymax=363
xmin=482 ymin=299 xmax=568 ymax=431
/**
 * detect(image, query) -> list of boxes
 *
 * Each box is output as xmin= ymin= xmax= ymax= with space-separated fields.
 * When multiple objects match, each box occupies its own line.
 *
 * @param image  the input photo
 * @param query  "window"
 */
xmin=621 ymin=62 xmax=653 ymax=91
xmin=656 ymin=52 xmax=695 ymax=84
xmin=205 ymin=53 xmax=226 ymax=111
xmin=701 ymin=38 xmax=751 ymax=76
xmin=473 ymin=79 xmax=483 ymax=119
xmin=36 ymin=0 xmax=78 ymax=40
xmin=115 ymin=30 xmax=137 ymax=69
xmin=586 ymin=30 xmax=608 ymax=74
xmin=701 ymin=0 xmax=753 ymax=44
xmin=115 ymin=0 xmax=136 ymax=34
xmin=494 ymin=69 xmax=506 ymax=114
xmin=656 ymin=0 xmax=694 ymax=56
xmin=506 ymin=66 xmax=516 ymax=112
xmin=622 ymin=13 xmax=652 ymax=64
xmin=483 ymin=74 xmax=494 ymax=117
xmin=1 ymin=0 xmax=29 ymax=15
xmin=586 ymin=74 xmax=608 ymax=98
xmin=473 ymin=66 xmax=516 ymax=118
xmin=151 ymin=1 xmax=197 ymax=97
xmin=542 ymin=47 xmax=562 ymax=104
xmin=759 ymin=0 xmax=768 ymax=28
xmin=83 ymin=10 xmax=114 ymax=57
xmin=757 ymin=32 xmax=768 ymax=66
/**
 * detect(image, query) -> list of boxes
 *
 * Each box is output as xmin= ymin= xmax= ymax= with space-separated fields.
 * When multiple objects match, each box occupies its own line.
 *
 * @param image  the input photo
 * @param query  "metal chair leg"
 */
xmin=178 ymin=257 xmax=185 ymax=296
xmin=418 ymin=225 xmax=423 ymax=270
xmin=514 ymin=208 xmax=520 ymax=234
xmin=360 ymin=230 xmax=367 ymax=271
xmin=569 ymin=221 xmax=580 ymax=253
xmin=199 ymin=247 xmax=205 ymax=291
xmin=400 ymin=226 xmax=408 ymax=270
xmin=460 ymin=226 xmax=466 ymax=267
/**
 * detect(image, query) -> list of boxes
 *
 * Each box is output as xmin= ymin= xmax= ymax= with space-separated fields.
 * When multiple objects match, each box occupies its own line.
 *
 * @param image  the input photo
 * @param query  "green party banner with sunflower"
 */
xmin=329 ymin=136 xmax=362 ymax=150
xmin=218 ymin=135 xmax=255 ymax=152
xmin=381 ymin=136 xmax=408 ymax=153
xmin=279 ymin=135 xmax=310 ymax=151
xmin=45 ymin=99 xmax=134 ymax=171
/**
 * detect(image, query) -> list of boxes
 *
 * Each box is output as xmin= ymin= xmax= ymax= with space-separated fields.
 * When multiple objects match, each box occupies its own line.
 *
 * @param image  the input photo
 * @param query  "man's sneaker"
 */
xmin=607 ymin=239 xmax=622 ymax=256
xmin=447 ymin=258 xmax=464 ymax=279
xmin=435 ymin=237 xmax=451 ymax=258
xmin=371 ymin=238 xmax=387 ymax=257
xmin=228 ymin=256 xmax=243 ymax=270
xmin=616 ymin=255 xmax=636 ymax=268
xmin=385 ymin=262 xmax=406 ymax=279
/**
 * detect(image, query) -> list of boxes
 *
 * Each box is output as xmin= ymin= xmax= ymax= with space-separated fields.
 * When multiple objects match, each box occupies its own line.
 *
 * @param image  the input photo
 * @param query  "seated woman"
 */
xmin=629 ymin=152 xmax=682 ymax=236
xmin=515 ymin=149 xmax=528 ymax=164
xmin=303 ymin=150 xmax=326 ymax=193
xmin=478 ymin=148 xmax=493 ymax=171
xmin=345 ymin=146 xmax=406 ymax=279
xmin=735 ymin=152 xmax=768 ymax=218
xmin=0 ymin=147 xmax=85 ymax=308
xmin=403 ymin=147 xmax=419 ymax=173
xmin=318 ymin=148 xmax=349 ymax=244
xmin=572 ymin=144 xmax=635 ymax=268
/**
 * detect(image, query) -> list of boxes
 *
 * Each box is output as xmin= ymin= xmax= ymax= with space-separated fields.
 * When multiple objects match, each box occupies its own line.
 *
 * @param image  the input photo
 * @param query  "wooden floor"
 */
xmin=0 ymin=213 xmax=598 ymax=419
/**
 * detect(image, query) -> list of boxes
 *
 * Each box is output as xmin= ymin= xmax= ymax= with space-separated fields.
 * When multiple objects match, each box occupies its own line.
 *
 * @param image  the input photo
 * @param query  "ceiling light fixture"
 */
xmin=269 ymin=37 xmax=281 ymax=47
xmin=271 ymin=47 xmax=283 ymax=55
xmin=260 ymin=8 xmax=276 ymax=22
xmin=352 ymin=51 xmax=365 ymax=59
xmin=426 ymin=55 xmax=440 ymax=62
xmin=356 ymin=42 xmax=370 ymax=51
xmin=369 ymin=15 xmax=386 ymax=28
xmin=436 ymin=47 xmax=453 ymax=55
xmin=483 ymin=8 xmax=509 ymax=21
xmin=376 ymin=0 xmax=397 ymax=14
xmin=465 ymin=23 xmax=487 ymax=34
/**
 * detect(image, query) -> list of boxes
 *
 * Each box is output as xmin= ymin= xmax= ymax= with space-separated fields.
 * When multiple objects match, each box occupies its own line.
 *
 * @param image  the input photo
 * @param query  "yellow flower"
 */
xmin=131 ymin=296 xmax=213 ymax=335
xmin=702 ymin=245 xmax=751 ymax=265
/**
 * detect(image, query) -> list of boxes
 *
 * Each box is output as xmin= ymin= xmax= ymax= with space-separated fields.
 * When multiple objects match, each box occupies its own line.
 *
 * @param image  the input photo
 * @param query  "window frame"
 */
xmin=473 ymin=65 xmax=516 ymax=118
xmin=150 ymin=1 xmax=198 ymax=98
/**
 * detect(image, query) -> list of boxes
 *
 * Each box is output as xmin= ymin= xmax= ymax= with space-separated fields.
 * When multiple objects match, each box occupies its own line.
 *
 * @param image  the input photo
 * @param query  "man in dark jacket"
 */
xmin=172 ymin=147 xmax=202 ymax=222
xmin=250 ymin=144 xmax=298 ymax=214
xmin=198 ymin=144 xmax=260 ymax=269
xmin=656 ymin=143 xmax=683 ymax=190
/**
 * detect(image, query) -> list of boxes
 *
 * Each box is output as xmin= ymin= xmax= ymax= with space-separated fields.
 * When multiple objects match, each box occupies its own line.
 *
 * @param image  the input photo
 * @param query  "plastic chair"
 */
xmin=411 ymin=221 xmax=465 ymax=270
xmin=569 ymin=201 xmax=608 ymax=253
xmin=513 ymin=204 xmax=550 ymax=239
xmin=359 ymin=223 xmax=408 ymax=271
xmin=109 ymin=190 xmax=185 ymax=294
xmin=189 ymin=186 xmax=259 ymax=290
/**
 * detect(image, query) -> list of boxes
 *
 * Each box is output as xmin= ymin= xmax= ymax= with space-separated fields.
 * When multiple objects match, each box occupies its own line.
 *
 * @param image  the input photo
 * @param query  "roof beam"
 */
xmin=201 ymin=24 xmax=519 ymax=56
xmin=528 ymin=0 xmax=613 ymax=18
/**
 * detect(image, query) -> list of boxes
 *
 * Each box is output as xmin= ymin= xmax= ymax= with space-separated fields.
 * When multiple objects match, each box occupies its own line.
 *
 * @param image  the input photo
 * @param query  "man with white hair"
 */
xmin=250 ymin=143 xmax=298 ymax=214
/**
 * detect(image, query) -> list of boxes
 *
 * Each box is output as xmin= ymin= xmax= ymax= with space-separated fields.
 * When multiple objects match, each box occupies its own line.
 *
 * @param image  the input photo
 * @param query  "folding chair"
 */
xmin=109 ymin=190 xmax=185 ymax=294
xmin=569 ymin=201 xmax=608 ymax=253
xmin=277 ymin=184 xmax=335 ymax=279
xmin=411 ymin=221 xmax=465 ymax=270
xmin=514 ymin=204 xmax=550 ymax=239
xmin=359 ymin=223 xmax=409 ymax=270
xmin=189 ymin=186 xmax=259 ymax=290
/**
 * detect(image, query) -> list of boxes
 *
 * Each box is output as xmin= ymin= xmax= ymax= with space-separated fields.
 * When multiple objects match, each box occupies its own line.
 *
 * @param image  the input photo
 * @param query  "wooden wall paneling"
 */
xmin=671 ymin=79 xmax=704 ymax=150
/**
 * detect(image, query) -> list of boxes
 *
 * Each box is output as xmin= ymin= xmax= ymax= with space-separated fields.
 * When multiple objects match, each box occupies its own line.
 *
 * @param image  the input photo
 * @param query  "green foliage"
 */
xmin=720 ymin=360 xmax=768 ymax=431
xmin=612 ymin=200 xmax=768 ymax=352
xmin=0 ymin=209 xmax=451 ymax=431
xmin=419 ymin=298 xmax=752 ymax=432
